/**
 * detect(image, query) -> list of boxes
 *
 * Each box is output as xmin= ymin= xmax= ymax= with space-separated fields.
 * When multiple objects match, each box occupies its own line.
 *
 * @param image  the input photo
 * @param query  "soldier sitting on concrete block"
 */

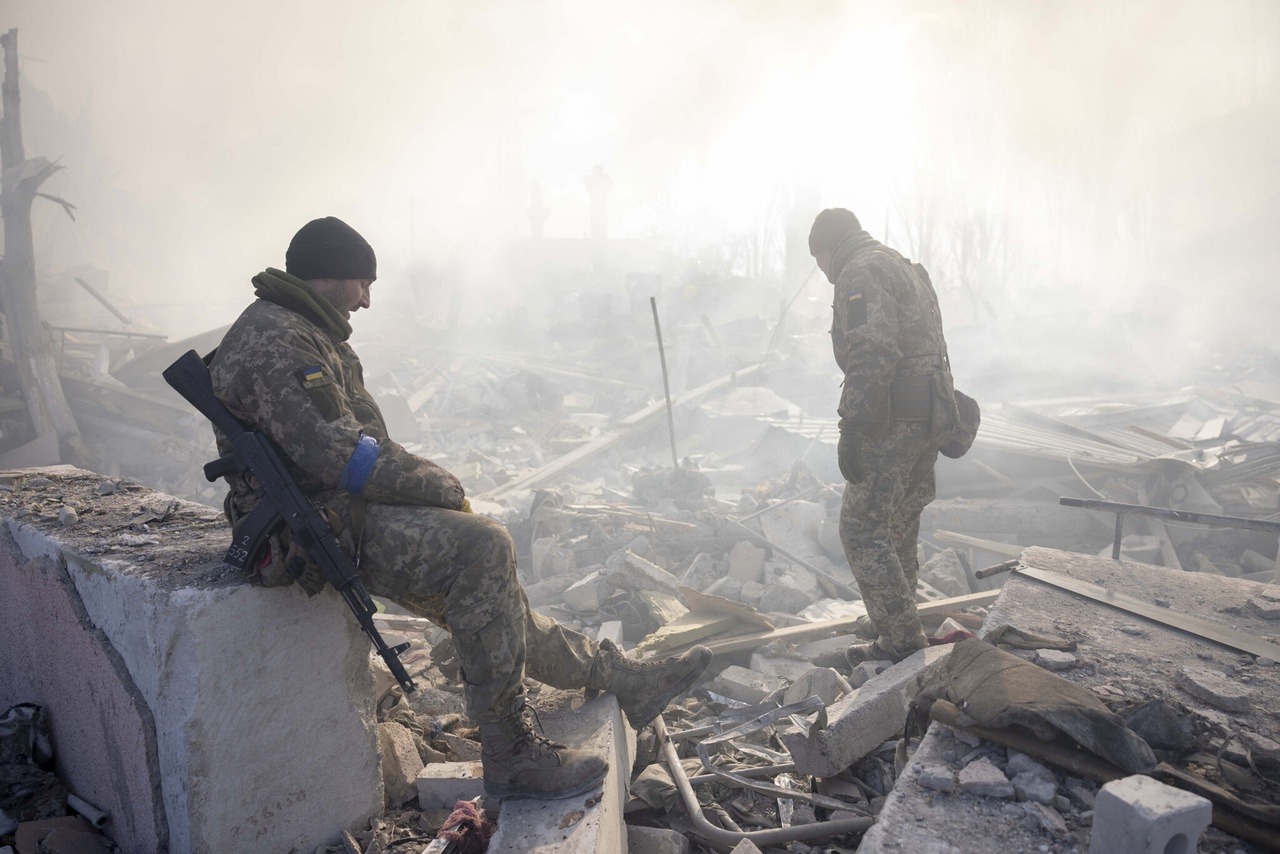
xmin=207 ymin=216 xmax=711 ymax=800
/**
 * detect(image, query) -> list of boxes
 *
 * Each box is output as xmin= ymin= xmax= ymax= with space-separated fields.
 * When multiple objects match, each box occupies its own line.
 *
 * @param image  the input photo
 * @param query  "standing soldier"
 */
xmin=208 ymin=216 xmax=711 ymax=800
xmin=808 ymin=208 xmax=961 ymax=664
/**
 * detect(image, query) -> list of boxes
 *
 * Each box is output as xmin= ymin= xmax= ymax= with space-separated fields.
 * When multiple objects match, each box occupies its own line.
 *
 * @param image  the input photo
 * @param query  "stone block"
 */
xmin=378 ymin=722 xmax=425 ymax=807
xmin=626 ymin=824 xmax=691 ymax=854
xmin=414 ymin=761 xmax=484 ymax=809
xmin=0 ymin=467 xmax=380 ymax=854
xmin=727 ymin=541 xmax=765 ymax=584
xmin=780 ymin=645 xmax=952 ymax=777
xmin=1089 ymin=774 xmax=1211 ymax=854
xmin=707 ymin=666 xmax=787 ymax=704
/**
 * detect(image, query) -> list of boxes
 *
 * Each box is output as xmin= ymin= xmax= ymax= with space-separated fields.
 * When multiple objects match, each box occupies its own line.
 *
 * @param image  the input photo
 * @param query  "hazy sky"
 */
xmin=6 ymin=1 xmax=1279 ymax=354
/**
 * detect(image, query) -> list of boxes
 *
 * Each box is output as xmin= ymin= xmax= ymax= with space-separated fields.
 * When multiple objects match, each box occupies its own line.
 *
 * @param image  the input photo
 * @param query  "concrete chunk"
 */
xmin=727 ymin=541 xmax=765 ymax=584
xmin=707 ymin=665 xmax=786 ymax=704
xmin=1089 ymin=774 xmax=1211 ymax=854
xmin=626 ymin=825 xmax=691 ymax=854
xmin=780 ymin=645 xmax=951 ymax=777
xmin=0 ymin=468 xmax=381 ymax=854
xmin=957 ymin=757 xmax=1014 ymax=799
xmin=782 ymin=667 xmax=851 ymax=707
xmin=920 ymin=548 xmax=971 ymax=598
xmin=1034 ymin=649 xmax=1078 ymax=672
xmin=1176 ymin=666 xmax=1253 ymax=711
xmin=563 ymin=570 xmax=605 ymax=612
xmin=414 ymin=761 xmax=484 ymax=809
xmin=377 ymin=722 xmax=425 ymax=807
xmin=729 ymin=840 xmax=764 ymax=854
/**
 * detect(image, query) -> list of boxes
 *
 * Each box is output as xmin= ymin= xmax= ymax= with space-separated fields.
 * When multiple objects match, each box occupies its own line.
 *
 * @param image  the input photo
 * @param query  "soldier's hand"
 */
xmin=838 ymin=429 xmax=866 ymax=484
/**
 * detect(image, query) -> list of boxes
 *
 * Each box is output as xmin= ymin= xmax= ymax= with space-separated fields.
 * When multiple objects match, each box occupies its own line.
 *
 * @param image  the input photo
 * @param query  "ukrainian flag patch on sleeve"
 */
xmin=297 ymin=365 xmax=331 ymax=389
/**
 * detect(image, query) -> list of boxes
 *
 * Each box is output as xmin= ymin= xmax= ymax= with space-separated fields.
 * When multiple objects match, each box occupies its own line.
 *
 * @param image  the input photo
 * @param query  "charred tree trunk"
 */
xmin=0 ymin=28 xmax=91 ymax=466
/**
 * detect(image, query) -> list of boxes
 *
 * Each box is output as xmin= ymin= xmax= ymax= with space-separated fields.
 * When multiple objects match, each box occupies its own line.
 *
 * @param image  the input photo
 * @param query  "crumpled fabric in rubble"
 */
xmin=911 ymin=637 xmax=1156 ymax=773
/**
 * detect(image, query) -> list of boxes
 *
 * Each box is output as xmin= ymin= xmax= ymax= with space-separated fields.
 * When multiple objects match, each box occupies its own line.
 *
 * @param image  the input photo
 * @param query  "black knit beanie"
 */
xmin=285 ymin=217 xmax=377 ymax=281
xmin=808 ymin=208 xmax=862 ymax=255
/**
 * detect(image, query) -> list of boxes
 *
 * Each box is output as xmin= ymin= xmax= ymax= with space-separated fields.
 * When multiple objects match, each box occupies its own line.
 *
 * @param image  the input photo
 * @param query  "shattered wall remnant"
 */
xmin=0 ymin=466 xmax=381 ymax=853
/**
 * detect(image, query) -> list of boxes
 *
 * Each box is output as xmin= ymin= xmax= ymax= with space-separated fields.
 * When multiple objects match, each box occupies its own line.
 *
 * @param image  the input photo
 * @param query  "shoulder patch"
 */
xmin=844 ymin=290 xmax=868 ymax=332
xmin=297 ymin=365 xmax=331 ymax=389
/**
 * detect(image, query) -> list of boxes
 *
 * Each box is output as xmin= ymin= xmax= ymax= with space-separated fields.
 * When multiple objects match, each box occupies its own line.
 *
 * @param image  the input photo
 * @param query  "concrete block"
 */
xmin=607 ymin=550 xmax=679 ymax=595
xmin=0 ymin=467 xmax=380 ymax=854
xmin=848 ymin=660 xmax=892 ymax=688
xmin=931 ymin=617 xmax=969 ymax=638
xmin=739 ymin=580 xmax=764 ymax=606
xmin=1089 ymin=774 xmax=1211 ymax=854
xmin=782 ymin=667 xmax=851 ymax=707
xmin=914 ymin=577 xmax=947 ymax=603
xmin=627 ymin=824 xmax=691 ymax=854
xmin=414 ymin=761 xmax=484 ymax=809
xmin=707 ymin=666 xmax=787 ymax=704
xmin=729 ymin=840 xmax=764 ymax=854
xmin=780 ymin=645 xmax=951 ymax=777
xmin=563 ymin=570 xmax=605 ymax=612
xmin=378 ymin=722 xmax=425 ymax=807
xmin=704 ymin=576 xmax=742 ymax=602
xmin=727 ymin=541 xmax=765 ymax=584
xmin=597 ymin=620 xmax=624 ymax=645
xmin=488 ymin=693 xmax=635 ymax=854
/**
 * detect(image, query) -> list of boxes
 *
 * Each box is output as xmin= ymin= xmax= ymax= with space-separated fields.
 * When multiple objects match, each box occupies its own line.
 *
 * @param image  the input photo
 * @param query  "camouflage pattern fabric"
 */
xmin=210 ymin=294 xmax=465 ymax=517
xmin=829 ymin=234 xmax=950 ymax=657
xmin=829 ymin=231 xmax=950 ymax=432
xmin=839 ymin=421 xmax=936 ymax=656
xmin=355 ymin=503 xmax=597 ymax=721
xmin=210 ymin=285 xmax=600 ymax=722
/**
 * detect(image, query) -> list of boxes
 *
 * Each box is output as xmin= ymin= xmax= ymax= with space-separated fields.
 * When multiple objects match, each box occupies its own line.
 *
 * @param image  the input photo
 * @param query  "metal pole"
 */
xmin=649 ymin=296 xmax=679 ymax=470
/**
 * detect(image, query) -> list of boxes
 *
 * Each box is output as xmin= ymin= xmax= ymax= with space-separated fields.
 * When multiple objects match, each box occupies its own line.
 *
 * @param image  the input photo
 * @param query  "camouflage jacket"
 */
xmin=830 ymin=232 xmax=949 ymax=433
xmin=209 ymin=296 xmax=465 ymax=520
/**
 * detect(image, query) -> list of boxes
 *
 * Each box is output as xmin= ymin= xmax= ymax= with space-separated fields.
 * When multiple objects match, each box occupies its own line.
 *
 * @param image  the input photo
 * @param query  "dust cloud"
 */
xmin=7 ymin=0 xmax=1280 ymax=399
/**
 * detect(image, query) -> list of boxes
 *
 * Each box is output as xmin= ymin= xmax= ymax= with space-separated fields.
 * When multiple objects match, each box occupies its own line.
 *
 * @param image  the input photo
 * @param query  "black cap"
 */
xmin=808 ymin=208 xmax=862 ymax=255
xmin=285 ymin=217 xmax=377 ymax=281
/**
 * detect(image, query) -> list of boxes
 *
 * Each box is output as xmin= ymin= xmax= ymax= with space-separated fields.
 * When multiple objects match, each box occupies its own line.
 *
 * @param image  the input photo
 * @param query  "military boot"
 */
xmin=480 ymin=702 xmax=608 ymax=800
xmin=587 ymin=639 xmax=712 ymax=728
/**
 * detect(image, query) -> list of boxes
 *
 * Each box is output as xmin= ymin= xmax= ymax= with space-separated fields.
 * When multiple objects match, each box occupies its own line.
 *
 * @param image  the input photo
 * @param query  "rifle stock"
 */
xmin=163 ymin=349 xmax=416 ymax=693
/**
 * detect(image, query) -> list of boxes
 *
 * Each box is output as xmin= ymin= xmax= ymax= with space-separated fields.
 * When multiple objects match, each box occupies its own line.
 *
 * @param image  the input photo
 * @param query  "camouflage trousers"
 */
xmin=840 ymin=420 xmax=938 ymax=657
xmin=355 ymin=504 xmax=599 ymax=722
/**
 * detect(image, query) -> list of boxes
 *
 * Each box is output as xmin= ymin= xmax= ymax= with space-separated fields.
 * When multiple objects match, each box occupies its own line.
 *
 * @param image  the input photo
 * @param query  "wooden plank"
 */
xmin=635 ymin=612 xmax=743 ymax=658
xmin=933 ymin=529 xmax=1024 ymax=559
xmin=690 ymin=591 xmax=1000 ymax=658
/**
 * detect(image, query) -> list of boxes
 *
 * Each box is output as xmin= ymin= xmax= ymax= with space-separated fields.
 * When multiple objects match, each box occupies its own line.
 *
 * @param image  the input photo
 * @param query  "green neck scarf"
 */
xmin=252 ymin=267 xmax=352 ymax=341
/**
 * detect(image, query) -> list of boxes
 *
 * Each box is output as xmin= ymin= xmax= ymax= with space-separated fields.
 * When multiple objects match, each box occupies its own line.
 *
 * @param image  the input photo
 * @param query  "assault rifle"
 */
xmin=162 ymin=349 xmax=416 ymax=693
